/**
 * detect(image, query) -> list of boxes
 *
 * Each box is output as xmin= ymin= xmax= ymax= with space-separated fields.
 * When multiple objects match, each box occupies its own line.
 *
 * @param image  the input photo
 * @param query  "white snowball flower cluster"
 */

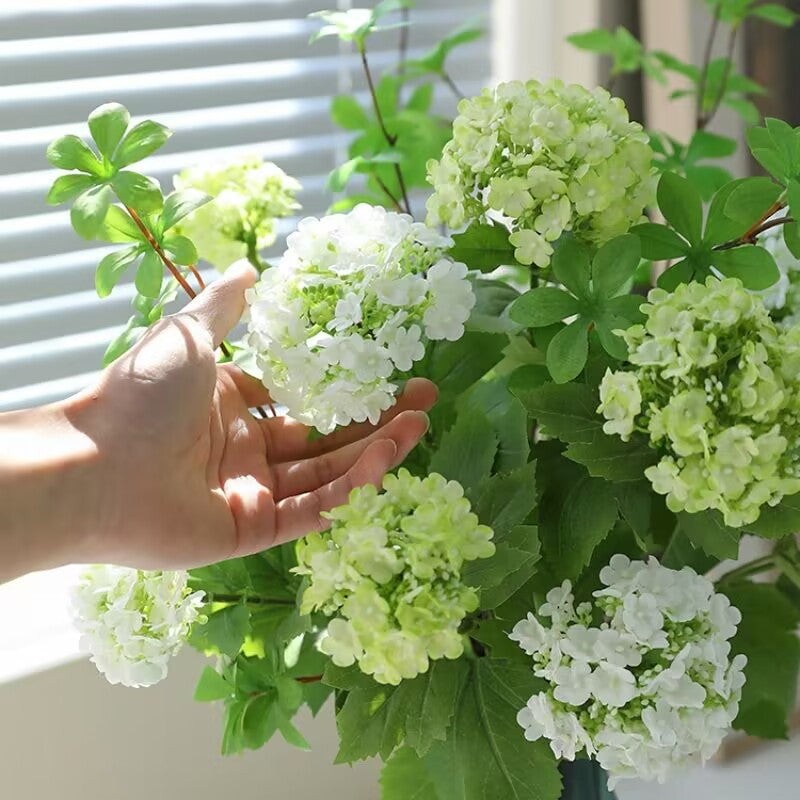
xmin=174 ymin=155 xmax=301 ymax=270
xmin=510 ymin=555 xmax=746 ymax=789
xmin=426 ymin=79 xmax=655 ymax=267
xmin=756 ymin=219 xmax=800 ymax=328
xmin=72 ymin=565 xmax=206 ymax=688
xmin=244 ymin=204 xmax=475 ymax=433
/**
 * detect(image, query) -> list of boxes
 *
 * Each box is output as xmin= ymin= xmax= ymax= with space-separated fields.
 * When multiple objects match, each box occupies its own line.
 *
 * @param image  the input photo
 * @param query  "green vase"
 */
xmin=559 ymin=759 xmax=617 ymax=800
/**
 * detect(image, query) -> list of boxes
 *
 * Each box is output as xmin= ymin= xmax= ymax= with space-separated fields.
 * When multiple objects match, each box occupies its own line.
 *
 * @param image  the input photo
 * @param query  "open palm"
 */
xmin=75 ymin=263 xmax=435 ymax=570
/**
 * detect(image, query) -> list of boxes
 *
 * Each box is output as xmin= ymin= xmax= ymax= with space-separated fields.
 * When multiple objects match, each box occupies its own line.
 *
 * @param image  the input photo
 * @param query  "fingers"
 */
xmin=273 ymin=439 xmax=397 ymax=546
xmin=219 ymin=363 xmax=273 ymax=408
xmin=182 ymin=260 xmax=257 ymax=348
xmin=272 ymin=410 xmax=429 ymax=499
xmin=262 ymin=377 xmax=438 ymax=462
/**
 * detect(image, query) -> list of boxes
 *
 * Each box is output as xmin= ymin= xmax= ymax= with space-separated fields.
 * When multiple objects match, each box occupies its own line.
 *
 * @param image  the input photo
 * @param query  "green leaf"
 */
xmin=678 ymin=510 xmax=741 ymax=560
xmin=406 ymin=83 xmax=434 ymax=112
xmin=161 ymin=188 xmax=211 ymax=230
xmin=381 ymin=748 xmax=440 ymax=800
xmin=326 ymin=156 xmax=364 ymax=193
xmin=331 ymin=95 xmax=370 ymax=130
xmin=473 ymin=461 xmax=538 ymax=537
xmin=725 ymin=582 xmax=800 ymax=739
xmin=195 ymin=603 xmax=251 ymax=658
xmin=510 ymin=287 xmax=580 ymax=327
xmin=95 ymin=246 xmax=140 ymax=297
xmin=429 ymin=411 xmax=498 ymax=495
xmin=46 ymin=173 xmax=96 ymax=205
xmin=164 ymin=234 xmax=198 ymax=266
xmin=70 ymin=184 xmax=113 ymax=239
xmin=423 ymin=660 xmax=562 ymax=800
xmin=465 ymin=525 xmax=541 ymax=609
xmin=686 ymin=130 xmax=738 ymax=162
xmin=711 ymin=245 xmax=780 ymax=290
xmin=551 ymin=236 xmax=591 ymax=299
xmin=510 ymin=379 xmax=601 ymax=443
xmin=111 ymin=170 xmax=163 ymax=213
xmin=114 ymin=120 xmax=172 ymax=168
xmin=96 ymin=204 xmax=144 ymax=243
xmin=424 ymin=332 xmax=506 ymax=398
xmin=103 ymin=320 xmax=147 ymax=365
xmin=334 ymin=683 xmax=393 ymax=763
xmin=751 ymin=3 xmax=798 ymax=26
xmin=88 ymin=102 xmax=130 ymax=159
xmin=46 ymin=134 xmax=103 ymax=175
xmin=380 ymin=660 xmax=470 ymax=758
xmin=657 ymin=171 xmax=703 ymax=245
xmin=784 ymin=219 xmax=800 ymax=258
xmin=194 ymin=666 xmax=232 ymax=702
xmin=449 ymin=222 xmax=515 ymax=272
xmin=540 ymin=465 xmax=619 ymax=579
xmin=466 ymin=279 xmax=521 ymax=335
xmin=686 ymin=164 xmax=734 ymax=201
xmin=723 ymin=176 xmax=782 ymax=228
xmin=566 ymin=28 xmax=616 ymax=53
xmin=591 ymin=233 xmax=641 ymax=298
xmin=630 ymin=222 xmax=690 ymax=260
xmin=565 ymin=435 xmax=658 ymax=482
xmin=747 ymin=493 xmax=800 ymax=538
xmin=134 ymin=250 xmax=163 ymax=298
xmin=546 ymin=321 xmax=589 ymax=384
xmin=704 ymin=179 xmax=752 ymax=244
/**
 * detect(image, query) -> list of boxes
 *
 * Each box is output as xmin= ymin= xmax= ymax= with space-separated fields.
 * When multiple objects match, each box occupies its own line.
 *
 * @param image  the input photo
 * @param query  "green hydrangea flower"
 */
xmin=426 ymin=79 xmax=655 ymax=267
xmin=599 ymin=277 xmax=800 ymax=527
xmin=294 ymin=469 xmax=495 ymax=685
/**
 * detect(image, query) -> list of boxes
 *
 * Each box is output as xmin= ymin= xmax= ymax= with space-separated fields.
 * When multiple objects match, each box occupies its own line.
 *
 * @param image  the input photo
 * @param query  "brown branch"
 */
xmin=713 ymin=202 xmax=789 ymax=250
xmin=696 ymin=2 xmax=722 ymax=129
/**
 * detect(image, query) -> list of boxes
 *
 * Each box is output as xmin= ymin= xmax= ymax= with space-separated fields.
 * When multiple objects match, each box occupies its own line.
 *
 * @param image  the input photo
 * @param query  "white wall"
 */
xmin=0 ymin=648 xmax=379 ymax=799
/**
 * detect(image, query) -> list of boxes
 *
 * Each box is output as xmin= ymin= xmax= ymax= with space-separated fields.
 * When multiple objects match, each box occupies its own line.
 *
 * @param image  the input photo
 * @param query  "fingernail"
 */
xmin=415 ymin=411 xmax=431 ymax=433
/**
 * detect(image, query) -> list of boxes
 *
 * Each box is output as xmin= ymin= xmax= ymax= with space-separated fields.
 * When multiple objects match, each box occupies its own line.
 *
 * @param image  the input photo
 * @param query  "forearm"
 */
xmin=0 ymin=399 xmax=102 ymax=583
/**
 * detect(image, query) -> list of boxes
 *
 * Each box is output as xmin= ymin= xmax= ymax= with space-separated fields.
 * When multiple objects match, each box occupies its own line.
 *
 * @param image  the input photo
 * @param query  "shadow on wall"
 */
xmin=0 ymin=649 xmax=379 ymax=800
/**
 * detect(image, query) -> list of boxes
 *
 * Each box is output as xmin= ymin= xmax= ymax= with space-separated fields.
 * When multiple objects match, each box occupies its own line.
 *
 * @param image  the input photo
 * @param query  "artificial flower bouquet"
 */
xmin=57 ymin=1 xmax=800 ymax=797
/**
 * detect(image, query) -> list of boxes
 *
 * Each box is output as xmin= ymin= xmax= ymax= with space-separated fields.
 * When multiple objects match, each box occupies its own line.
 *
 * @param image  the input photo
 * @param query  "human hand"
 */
xmin=0 ymin=263 xmax=436 ymax=581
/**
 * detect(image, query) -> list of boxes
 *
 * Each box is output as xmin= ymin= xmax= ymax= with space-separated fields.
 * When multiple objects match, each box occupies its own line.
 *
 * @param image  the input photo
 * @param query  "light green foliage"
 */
xmin=567 ymin=26 xmax=666 ymax=83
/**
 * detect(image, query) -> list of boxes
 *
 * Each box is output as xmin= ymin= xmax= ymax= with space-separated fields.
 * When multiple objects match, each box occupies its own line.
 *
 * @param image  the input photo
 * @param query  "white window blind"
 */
xmin=0 ymin=0 xmax=490 ymax=413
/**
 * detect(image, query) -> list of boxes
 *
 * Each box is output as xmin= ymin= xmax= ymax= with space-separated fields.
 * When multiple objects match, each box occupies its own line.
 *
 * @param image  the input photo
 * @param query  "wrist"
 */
xmin=0 ymin=394 xmax=104 ymax=582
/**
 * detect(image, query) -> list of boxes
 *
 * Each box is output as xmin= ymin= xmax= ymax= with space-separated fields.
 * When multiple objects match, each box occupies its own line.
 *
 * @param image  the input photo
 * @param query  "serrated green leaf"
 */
xmin=95 ymin=245 xmax=140 ymax=297
xmin=88 ymin=102 xmax=130 ymax=159
xmin=114 ymin=119 xmax=172 ymax=168
xmin=194 ymin=665 xmax=233 ymax=702
xmin=381 ymin=747 xmax=440 ymax=800
xmin=725 ymin=582 xmax=800 ymax=739
xmin=46 ymin=173 xmax=96 ymax=205
xmin=473 ymin=461 xmax=538 ymax=537
xmin=711 ymin=245 xmax=780 ymax=290
xmin=112 ymin=170 xmax=163 ymax=213
xmin=46 ymin=134 xmax=103 ymax=175
xmin=70 ymin=184 xmax=113 ymax=239
xmin=423 ymin=660 xmax=562 ymax=800
xmin=448 ymin=222 xmax=515 ymax=272
xmin=546 ymin=320 xmax=589 ymax=384
xmin=161 ymin=188 xmax=211 ymax=230
xmin=565 ymin=434 xmax=657 ymax=482
xmin=747 ymin=493 xmax=800 ymax=538
xmin=423 ymin=332 xmax=506 ymax=398
xmin=194 ymin=603 xmax=251 ymax=658
xmin=510 ymin=287 xmax=580 ymax=327
xmin=657 ymin=171 xmax=703 ymax=245
xmin=510 ymin=379 xmax=601 ymax=443
xmin=134 ymin=250 xmax=163 ymax=298
xmin=429 ymin=411 xmax=498 ymax=495
xmin=678 ymin=510 xmax=741 ymax=560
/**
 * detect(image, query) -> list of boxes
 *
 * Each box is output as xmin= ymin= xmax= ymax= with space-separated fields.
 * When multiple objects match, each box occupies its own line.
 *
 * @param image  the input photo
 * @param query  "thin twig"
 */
xmin=441 ymin=69 xmax=465 ymax=101
xmin=358 ymin=43 xmax=412 ymax=214
xmin=209 ymin=593 xmax=296 ymax=606
xmin=713 ymin=200 xmax=788 ymax=250
xmin=696 ymin=2 xmax=722 ymax=129
xmin=716 ymin=554 xmax=775 ymax=587
xmin=373 ymin=173 xmax=405 ymax=211
xmin=704 ymin=24 xmax=738 ymax=128
xmin=397 ymin=6 xmax=410 ymax=77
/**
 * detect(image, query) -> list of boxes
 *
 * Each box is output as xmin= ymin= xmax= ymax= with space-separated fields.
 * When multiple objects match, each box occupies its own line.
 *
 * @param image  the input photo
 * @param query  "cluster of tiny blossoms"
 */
xmin=426 ymin=79 xmax=654 ymax=267
xmin=294 ymin=469 xmax=495 ymax=685
xmin=244 ymin=204 xmax=475 ymax=433
xmin=599 ymin=277 xmax=800 ymax=527
xmin=174 ymin=155 xmax=301 ymax=270
xmin=71 ymin=566 xmax=205 ymax=688
xmin=511 ymin=556 xmax=746 ymax=788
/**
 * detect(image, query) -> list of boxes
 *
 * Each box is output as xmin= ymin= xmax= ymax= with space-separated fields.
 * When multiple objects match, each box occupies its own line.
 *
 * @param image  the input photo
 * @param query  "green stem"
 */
xmin=441 ymin=69 xmax=465 ymax=101
xmin=209 ymin=593 xmax=296 ymax=606
xmin=245 ymin=234 xmax=267 ymax=273
xmin=696 ymin=2 xmax=722 ymax=130
xmin=716 ymin=554 xmax=776 ymax=586
xmin=704 ymin=23 xmax=739 ymax=128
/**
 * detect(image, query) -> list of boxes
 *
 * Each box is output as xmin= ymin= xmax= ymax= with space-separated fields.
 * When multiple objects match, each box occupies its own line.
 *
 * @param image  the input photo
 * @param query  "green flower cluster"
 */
xmin=294 ymin=469 xmax=495 ymax=685
xmin=174 ymin=155 xmax=301 ymax=270
xmin=426 ymin=79 xmax=655 ymax=267
xmin=599 ymin=277 xmax=800 ymax=527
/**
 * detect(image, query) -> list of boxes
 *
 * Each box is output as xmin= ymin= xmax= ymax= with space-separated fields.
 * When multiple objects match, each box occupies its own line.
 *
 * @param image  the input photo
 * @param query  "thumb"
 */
xmin=182 ymin=259 xmax=258 ymax=347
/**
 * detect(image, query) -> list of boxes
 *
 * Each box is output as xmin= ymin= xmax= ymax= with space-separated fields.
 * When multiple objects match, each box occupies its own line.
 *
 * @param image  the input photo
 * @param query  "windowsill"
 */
xmin=0 ymin=564 xmax=84 ymax=684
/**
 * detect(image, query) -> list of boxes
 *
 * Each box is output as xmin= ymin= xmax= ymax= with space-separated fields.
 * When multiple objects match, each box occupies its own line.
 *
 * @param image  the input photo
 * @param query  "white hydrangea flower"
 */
xmin=427 ymin=79 xmax=655 ymax=266
xmin=174 ymin=155 xmax=301 ymax=270
xmin=71 ymin=566 xmax=206 ymax=688
xmin=510 ymin=555 xmax=747 ymax=790
xmin=243 ymin=204 xmax=475 ymax=433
